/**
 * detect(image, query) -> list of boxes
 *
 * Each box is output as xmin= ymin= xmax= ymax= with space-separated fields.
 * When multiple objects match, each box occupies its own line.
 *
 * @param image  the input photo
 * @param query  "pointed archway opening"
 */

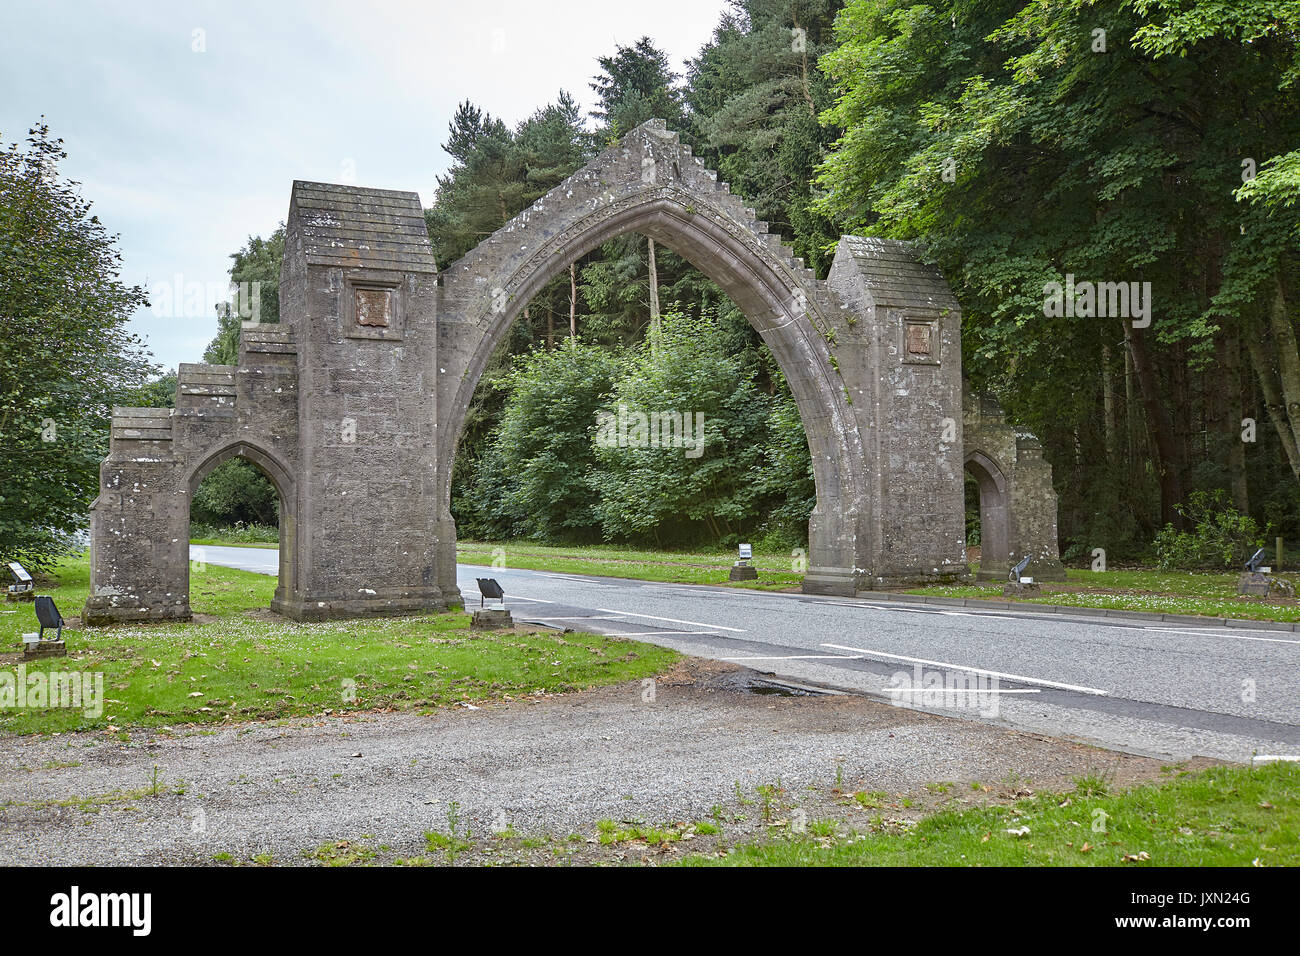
xmin=965 ymin=451 xmax=1010 ymax=581
xmin=450 ymin=228 xmax=816 ymax=554
xmin=186 ymin=442 xmax=296 ymax=612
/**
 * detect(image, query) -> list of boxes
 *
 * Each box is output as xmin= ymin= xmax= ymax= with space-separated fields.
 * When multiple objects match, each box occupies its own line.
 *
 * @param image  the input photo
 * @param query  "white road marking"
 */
xmin=826 ymin=599 xmax=1300 ymax=643
xmin=821 ymin=643 xmax=1108 ymax=696
xmin=530 ymin=614 xmax=628 ymax=620
xmin=596 ymin=608 xmax=746 ymax=632
xmin=823 ymin=601 xmax=1021 ymax=621
xmin=720 ymin=654 xmax=867 ymax=661
xmin=594 ymin=630 xmax=722 ymax=637
xmin=534 ymin=573 xmax=613 ymax=585
xmin=883 ymin=688 xmax=1041 ymax=695
xmin=1143 ymin=627 xmax=1300 ymax=645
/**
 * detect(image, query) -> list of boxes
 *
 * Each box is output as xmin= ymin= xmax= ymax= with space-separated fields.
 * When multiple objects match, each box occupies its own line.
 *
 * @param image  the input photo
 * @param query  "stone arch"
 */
xmin=87 ymin=120 xmax=992 ymax=623
xmin=434 ymin=123 xmax=865 ymax=594
xmin=186 ymin=439 xmax=298 ymax=601
xmin=961 ymin=389 xmax=1066 ymax=581
xmin=433 ymin=121 xmax=975 ymax=597
xmin=964 ymin=450 xmax=1011 ymax=579
xmin=185 ymin=439 xmax=295 ymax=500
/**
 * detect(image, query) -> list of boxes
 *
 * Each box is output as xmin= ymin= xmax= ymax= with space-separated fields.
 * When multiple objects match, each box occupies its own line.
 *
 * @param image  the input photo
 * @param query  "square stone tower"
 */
xmin=822 ymin=236 xmax=970 ymax=589
xmin=274 ymin=182 xmax=453 ymax=618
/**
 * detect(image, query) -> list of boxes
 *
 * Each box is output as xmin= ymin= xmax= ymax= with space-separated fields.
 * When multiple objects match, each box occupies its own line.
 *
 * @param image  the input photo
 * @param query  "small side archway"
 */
xmin=185 ymin=440 xmax=298 ymax=606
xmin=962 ymin=389 xmax=1067 ymax=581
xmin=964 ymin=450 xmax=1010 ymax=580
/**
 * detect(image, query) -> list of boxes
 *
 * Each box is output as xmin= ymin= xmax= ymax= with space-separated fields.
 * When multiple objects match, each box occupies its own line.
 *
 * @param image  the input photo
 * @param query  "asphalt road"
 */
xmin=191 ymin=544 xmax=1300 ymax=762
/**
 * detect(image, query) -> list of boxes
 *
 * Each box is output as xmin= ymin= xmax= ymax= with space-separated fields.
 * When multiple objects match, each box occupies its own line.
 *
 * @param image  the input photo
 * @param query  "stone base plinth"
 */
xmin=1002 ymin=581 xmax=1043 ymax=598
xmin=802 ymin=567 xmax=859 ymax=596
xmin=1237 ymin=572 xmax=1294 ymax=598
xmin=23 ymin=635 xmax=66 ymax=659
xmin=729 ymin=563 xmax=758 ymax=582
xmin=1239 ymin=572 xmax=1271 ymax=597
xmin=82 ymin=599 xmax=191 ymax=626
xmin=471 ymin=608 xmax=513 ymax=629
xmin=272 ymin=588 xmax=448 ymax=622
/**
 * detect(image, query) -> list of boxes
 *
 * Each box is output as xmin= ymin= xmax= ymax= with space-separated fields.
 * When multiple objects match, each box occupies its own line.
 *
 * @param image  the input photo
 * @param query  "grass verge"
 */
xmin=189 ymin=539 xmax=278 ymax=549
xmin=681 ymin=762 xmax=1300 ymax=866
xmin=909 ymin=568 xmax=1300 ymax=624
xmin=0 ymin=554 xmax=679 ymax=735
xmin=457 ymin=540 xmax=803 ymax=590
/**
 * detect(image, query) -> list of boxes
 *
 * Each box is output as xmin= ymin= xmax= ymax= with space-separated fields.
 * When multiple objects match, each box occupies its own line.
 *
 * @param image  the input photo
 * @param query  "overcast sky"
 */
xmin=1 ymin=0 xmax=729 ymax=371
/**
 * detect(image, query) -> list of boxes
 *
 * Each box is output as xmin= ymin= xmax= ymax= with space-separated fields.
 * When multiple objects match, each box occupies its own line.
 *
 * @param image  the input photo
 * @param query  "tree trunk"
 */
xmin=647 ymin=237 xmax=661 ymax=349
xmin=1125 ymin=319 xmax=1185 ymax=527
xmin=569 ymin=262 xmax=578 ymax=341
xmin=1123 ymin=334 xmax=1141 ymax=473
xmin=1265 ymin=276 xmax=1300 ymax=460
xmin=1244 ymin=310 xmax=1300 ymax=480
xmin=1101 ymin=339 xmax=1117 ymax=464
xmin=792 ymin=11 xmax=817 ymax=115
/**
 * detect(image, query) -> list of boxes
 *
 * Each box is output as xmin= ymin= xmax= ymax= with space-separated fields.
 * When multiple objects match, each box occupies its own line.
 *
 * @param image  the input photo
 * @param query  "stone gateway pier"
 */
xmin=83 ymin=120 xmax=1064 ymax=625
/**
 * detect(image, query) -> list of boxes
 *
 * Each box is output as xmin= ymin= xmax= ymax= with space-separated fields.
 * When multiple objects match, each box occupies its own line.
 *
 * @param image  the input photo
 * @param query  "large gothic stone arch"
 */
xmin=84 ymin=119 xmax=1062 ymax=624
xmin=433 ymin=120 xmax=870 ymax=600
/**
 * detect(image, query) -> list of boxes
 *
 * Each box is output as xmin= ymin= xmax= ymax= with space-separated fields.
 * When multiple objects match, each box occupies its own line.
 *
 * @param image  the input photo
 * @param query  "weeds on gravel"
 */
xmin=594 ymin=819 xmax=705 ymax=846
xmin=756 ymin=780 xmax=784 ymax=822
xmin=854 ymin=790 xmax=889 ymax=809
xmin=305 ymin=840 xmax=378 ymax=867
xmin=424 ymin=830 xmax=473 ymax=863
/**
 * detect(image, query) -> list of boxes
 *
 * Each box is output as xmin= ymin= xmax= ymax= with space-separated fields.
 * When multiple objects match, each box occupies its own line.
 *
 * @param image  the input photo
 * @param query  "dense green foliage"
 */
xmin=455 ymin=315 xmax=812 ymax=547
xmin=169 ymin=1 xmax=1300 ymax=564
xmin=190 ymin=458 xmax=279 ymax=528
xmin=814 ymin=0 xmax=1300 ymax=560
xmin=0 ymin=124 xmax=155 ymax=569
xmin=456 ymin=340 xmax=621 ymax=541
xmin=590 ymin=313 xmax=775 ymax=545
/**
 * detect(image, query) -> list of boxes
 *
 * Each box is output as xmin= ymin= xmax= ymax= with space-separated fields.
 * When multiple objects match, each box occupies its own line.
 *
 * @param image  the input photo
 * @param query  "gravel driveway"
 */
xmin=0 ymin=661 xmax=1199 ymax=865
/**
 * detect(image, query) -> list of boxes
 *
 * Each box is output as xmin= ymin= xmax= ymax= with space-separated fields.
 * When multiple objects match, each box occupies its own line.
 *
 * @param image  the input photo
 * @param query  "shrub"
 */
xmin=1152 ymin=491 xmax=1266 ymax=570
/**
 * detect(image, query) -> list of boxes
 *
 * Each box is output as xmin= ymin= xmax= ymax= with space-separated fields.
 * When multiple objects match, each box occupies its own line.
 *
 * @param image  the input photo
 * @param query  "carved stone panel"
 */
xmin=906 ymin=322 xmax=932 ymax=357
xmin=355 ymin=287 xmax=392 ymax=328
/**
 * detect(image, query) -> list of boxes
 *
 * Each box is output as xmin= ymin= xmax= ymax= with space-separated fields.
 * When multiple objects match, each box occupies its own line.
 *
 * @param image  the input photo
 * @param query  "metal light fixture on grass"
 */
xmin=476 ymin=577 xmax=505 ymax=609
xmin=6 ymin=561 xmax=33 ymax=600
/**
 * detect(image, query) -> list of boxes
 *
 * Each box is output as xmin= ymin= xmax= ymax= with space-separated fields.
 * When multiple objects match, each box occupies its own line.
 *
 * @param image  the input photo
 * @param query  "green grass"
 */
xmin=0 ymin=554 xmax=679 ymax=735
xmin=189 ymin=522 xmax=279 ymax=545
xmin=457 ymin=540 xmax=804 ymax=590
xmin=189 ymin=539 xmax=278 ymax=549
xmin=910 ymin=567 xmax=1300 ymax=623
xmin=681 ymin=762 xmax=1300 ymax=866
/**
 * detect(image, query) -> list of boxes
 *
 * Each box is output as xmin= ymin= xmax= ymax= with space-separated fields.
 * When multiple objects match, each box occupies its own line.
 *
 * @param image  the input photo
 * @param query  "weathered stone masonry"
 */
xmin=83 ymin=120 xmax=1063 ymax=624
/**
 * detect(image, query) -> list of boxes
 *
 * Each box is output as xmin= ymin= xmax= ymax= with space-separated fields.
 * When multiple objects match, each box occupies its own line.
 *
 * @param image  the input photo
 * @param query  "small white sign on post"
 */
xmin=738 ymin=543 xmax=753 ymax=561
